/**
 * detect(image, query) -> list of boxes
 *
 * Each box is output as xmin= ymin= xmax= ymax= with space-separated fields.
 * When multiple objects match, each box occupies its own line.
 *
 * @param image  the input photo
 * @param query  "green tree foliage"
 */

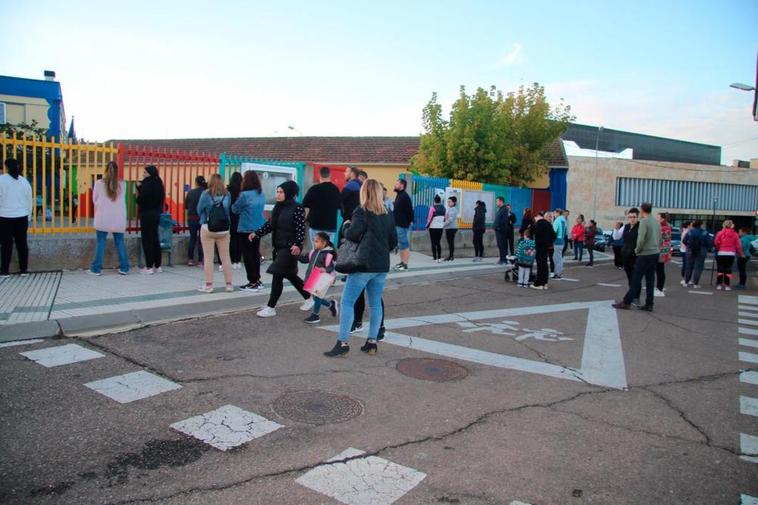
xmin=412 ymin=84 xmax=573 ymax=186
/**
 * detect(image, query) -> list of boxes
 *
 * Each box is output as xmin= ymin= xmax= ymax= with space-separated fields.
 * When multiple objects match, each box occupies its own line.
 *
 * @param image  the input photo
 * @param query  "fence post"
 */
xmin=219 ymin=152 xmax=227 ymax=180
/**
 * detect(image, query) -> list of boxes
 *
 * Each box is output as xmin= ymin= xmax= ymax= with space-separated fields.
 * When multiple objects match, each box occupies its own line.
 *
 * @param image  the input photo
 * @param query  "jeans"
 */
xmin=623 ymin=253 xmax=658 ymax=307
xmin=313 ymin=296 xmax=331 ymax=315
xmin=339 ymin=272 xmax=387 ymax=342
xmin=685 ymin=251 xmax=706 ymax=285
xmin=187 ymin=220 xmax=203 ymax=261
xmin=354 ymin=291 xmax=385 ymax=328
xmin=552 ymin=247 xmax=564 ymax=276
xmin=517 ymin=265 xmax=531 ymax=286
xmin=91 ymin=231 xmax=129 ymax=273
xmin=396 ymin=226 xmax=410 ymax=250
xmin=309 ymin=228 xmax=336 ymax=248
xmin=0 ymin=216 xmax=29 ymax=274
xmin=429 ymin=229 xmax=443 ymax=260
xmin=738 ymin=257 xmax=749 ymax=286
xmin=574 ymin=241 xmax=584 ymax=261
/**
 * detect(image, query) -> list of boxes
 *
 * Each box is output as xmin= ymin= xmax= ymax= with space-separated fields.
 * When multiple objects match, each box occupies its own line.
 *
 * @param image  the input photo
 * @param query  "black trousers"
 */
xmin=504 ymin=229 xmax=515 ymax=255
xmin=268 ymin=271 xmax=310 ymax=308
xmin=624 ymin=253 xmax=658 ymax=307
xmin=229 ymin=218 xmax=243 ymax=263
xmin=0 ymin=216 xmax=29 ymax=274
xmin=549 ymin=247 xmax=555 ymax=272
xmin=738 ymin=257 xmax=749 ymax=286
xmin=445 ymin=229 xmax=457 ymax=259
xmin=612 ymin=246 xmax=623 ymax=268
xmin=534 ymin=249 xmax=549 ymax=286
xmin=656 ymin=261 xmax=666 ymax=291
xmin=354 ymin=291 xmax=385 ymax=328
xmin=429 ymin=229 xmax=443 ymax=260
xmin=140 ymin=214 xmax=162 ymax=268
xmin=240 ymin=234 xmax=261 ymax=284
xmin=473 ymin=229 xmax=484 ymax=257
xmin=623 ymin=254 xmax=636 ymax=286
xmin=716 ymin=255 xmax=735 ymax=286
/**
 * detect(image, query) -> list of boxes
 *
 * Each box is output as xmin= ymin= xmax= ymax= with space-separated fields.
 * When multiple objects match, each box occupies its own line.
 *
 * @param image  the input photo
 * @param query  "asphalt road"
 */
xmin=1 ymin=261 xmax=757 ymax=505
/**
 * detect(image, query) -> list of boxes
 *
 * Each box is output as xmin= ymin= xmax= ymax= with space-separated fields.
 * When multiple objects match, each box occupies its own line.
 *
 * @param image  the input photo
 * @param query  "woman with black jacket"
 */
xmin=136 ymin=165 xmax=165 ymax=274
xmin=472 ymin=200 xmax=486 ymax=261
xmin=324 ymin=179 xmax=397 ymax=357
xmin=251 ymin=180 xmax=311 ymax=317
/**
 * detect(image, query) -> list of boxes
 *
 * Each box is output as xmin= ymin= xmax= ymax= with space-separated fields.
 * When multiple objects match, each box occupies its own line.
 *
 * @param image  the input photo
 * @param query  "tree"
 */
xmin=411 ymin=83 xmax=573 ymax=186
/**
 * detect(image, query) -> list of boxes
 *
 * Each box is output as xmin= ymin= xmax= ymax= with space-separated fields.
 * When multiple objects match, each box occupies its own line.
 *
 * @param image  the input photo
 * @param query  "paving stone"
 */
xmin=170 ymin=405 xmax=282 ymax=451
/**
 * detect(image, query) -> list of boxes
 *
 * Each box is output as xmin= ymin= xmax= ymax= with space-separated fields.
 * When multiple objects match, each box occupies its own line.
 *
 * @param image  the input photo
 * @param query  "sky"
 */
xmin=2 ymin=0 xmax=757 ymax=164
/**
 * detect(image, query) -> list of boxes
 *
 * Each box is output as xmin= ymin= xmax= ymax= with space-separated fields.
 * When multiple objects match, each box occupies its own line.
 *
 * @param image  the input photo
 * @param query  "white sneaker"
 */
xmin=654 ymin=289 xmax=665 ymax=297
xmin=140 ymin=268 xmax=154 ymax=275
xmin=257 ymin=306 xmax=276 ymax=317
xmin=716 ymin=285 xmax=723 ymax=290
xmin=197 ymin=285 xmax=213 ymax=293
xmin=693 ymin=284 xmax=701 ymax=289
xmin=300 ymin=298 xmax=315 ymax=311
xmin=680 ymin=279 xmax=687 ymax=287
xmin=87 ymin=270 xmax=102 ymax=276
xmin=725 ymin=286 xmax=732 ymax=291
xmin=155 ymin=266 xmax=163 ymax=273
xmin=218 ymin=265 xmax=223 ymax=271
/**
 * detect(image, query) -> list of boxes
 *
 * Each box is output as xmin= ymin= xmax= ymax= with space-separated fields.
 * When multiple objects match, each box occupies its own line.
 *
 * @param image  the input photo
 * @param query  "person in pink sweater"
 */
xmin=89 ymin=161 xmax=129 ymax=275
xmin=713 ymin=219 xmax=743 ymax=290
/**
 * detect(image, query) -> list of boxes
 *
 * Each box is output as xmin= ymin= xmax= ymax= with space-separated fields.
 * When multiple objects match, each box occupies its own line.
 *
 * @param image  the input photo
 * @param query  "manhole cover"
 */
xmin=272 ymin=391 xmax=363 ymax=425
xmin=396 ymin=358 xmax=468 ymax=382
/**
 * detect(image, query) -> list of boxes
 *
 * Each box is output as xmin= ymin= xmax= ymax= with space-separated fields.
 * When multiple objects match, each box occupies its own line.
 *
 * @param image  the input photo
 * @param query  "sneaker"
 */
xmin=304 ymin=313 xmax=321 ymax=324
xmin=550 ymin=273 xmax=556 ymax=278
xmin=218 ymin=265 xmax=223 ymax=272
xmin=118 ymin=270 xmax=128 ymax=275
xmin=197 ymin=285 xmax=213 ymax=293
xmin=360 ymin=339 xmax=378 ymax=355
xmin=87 ymin=270 xmax=102 ymax=276
xmin=240 ymin=283 xmax=260 ymax=292
xmin=393 ymin=263 xmax=408 ymax=271
xmin=436 ymin=258 xmax=443 ymax=263
xmin=140 ymin=268 xmax=154 ymax=275
xmin=225 ymin=284 xmax=234 ymax=292
xmin=585 ymin=263 xmax=593 ymax=267
xmin=716 ymin=285 xmax=723 ymax=290
xmin=377 ymin=326 xmax=386 ymax=341
xmin=637 ymin=304 xmax=654 ymax=312
xmin=724 ymin=286 xmax=732 ymax=291
xmin=654 ymin=289 xmax=665 ymax=297
xmin=692 ymin=284 xmax=701 ymax=289
xmin=329 ymin=299 xmax=339 ymax=318
xmin=680 ymin=279 xmax=687 ymax=287
xmin=612 ymin=301 xmax=631 ymax=310
xmin=254 ymin=281 xmax=265 ymax=290
xmin=350 ymin=321 xmax=363 ymax=333
xmin=256 ymin=306 xmax=276 ymax=318
xmin=324 ymin=341 xmax=350 ymax=357
xmin=0 ymin=273 xmax=9 ymax=279
xmin=300 ymin=298 xmax=315 ymax=311
xmin=530 ymin=285 xmax=546 ymax=290
xmin=187 ymin=260 xmax=196 ymax=267
xmin=155 ymin=267 xmax=163 ymax=273
xmin=19 ymin=272 xmax=29 ymax=277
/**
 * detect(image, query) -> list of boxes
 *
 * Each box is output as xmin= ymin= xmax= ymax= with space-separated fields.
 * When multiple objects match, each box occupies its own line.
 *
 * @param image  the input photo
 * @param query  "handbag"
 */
xmin=335 ymin=220 xmax=369 ymax=274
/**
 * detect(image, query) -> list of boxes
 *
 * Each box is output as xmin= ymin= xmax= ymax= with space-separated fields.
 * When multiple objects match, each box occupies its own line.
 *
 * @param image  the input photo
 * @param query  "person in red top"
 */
xmin=655 ymin=213 xmax=672 ymax=297
xmin=571 ymin=215 xmax=586 ymax=262
xmin=713 ymin=219 xmax=743 ymax=291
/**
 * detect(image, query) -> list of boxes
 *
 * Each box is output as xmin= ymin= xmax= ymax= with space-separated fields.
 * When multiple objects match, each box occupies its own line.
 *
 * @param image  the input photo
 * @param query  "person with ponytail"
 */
xmin=136 ymin=165 xmax=165 ymax=274
xmin=89 ymin=161 xmax=129 ymax=275
xmin=0 ymin=159 xmax=33 ymax=278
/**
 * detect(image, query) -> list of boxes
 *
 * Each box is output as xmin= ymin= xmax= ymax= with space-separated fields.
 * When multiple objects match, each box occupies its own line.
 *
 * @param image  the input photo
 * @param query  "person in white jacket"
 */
xmin=0 ymin=158 xmax=33 ymax=278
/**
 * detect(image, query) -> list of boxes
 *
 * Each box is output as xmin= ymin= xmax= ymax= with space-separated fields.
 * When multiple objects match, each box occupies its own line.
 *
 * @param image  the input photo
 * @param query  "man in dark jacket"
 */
xmin=392 ymin=178 xmax=414 ymax=271
xmin=531 ymin=212 xmax=555 ymax=290
xmin=302 ymin=166 xmax=340 ymax=245
xmin=493 ymin=197 xmax=517 ymax=263
xmin=340 ymin=166 xmax=361 ymax=222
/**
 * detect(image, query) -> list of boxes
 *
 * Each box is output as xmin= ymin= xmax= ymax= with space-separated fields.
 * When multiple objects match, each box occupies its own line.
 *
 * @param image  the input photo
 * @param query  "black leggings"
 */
xmin=716 ymin=255 xmax=735 ymax=286
xmin=473 ymin=229 xmax=484 ymax=257
xmin=268 ymin=272 xmax=310 ymax=308
xmin=445 ymin=229 xmax=457 ymax=259
xmin=0 ymin=216 xmax=29 ymax=274
xmin=140 ymin=214 xmax=162 ymax=268
xmin=241 ymin=234 xmax=261 ymax=284
xmin=429 ymin=229 xmax=443 ymax=260
xmin=656 ymin=262 xmax=666 ymax=291
xmin=354 ymin=291 xmax=385 ymax=328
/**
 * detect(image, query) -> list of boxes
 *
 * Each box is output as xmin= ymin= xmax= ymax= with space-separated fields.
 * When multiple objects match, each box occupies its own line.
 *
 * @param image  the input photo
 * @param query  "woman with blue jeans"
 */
xmin=325 ymin=179 xmax=397 ymax=357
xmin=89 ymin=161 xmax=129 ymax=275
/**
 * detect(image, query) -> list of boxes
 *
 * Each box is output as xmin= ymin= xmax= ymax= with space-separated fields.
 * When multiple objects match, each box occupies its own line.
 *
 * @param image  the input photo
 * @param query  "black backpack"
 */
xmin=207 ymin=196 xmax=229 ymax=232
xmin=688 ymin=232 xmax=701 ymax=257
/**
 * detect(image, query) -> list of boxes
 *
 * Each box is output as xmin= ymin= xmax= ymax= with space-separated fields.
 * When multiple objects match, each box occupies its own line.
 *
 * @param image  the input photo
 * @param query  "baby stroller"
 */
xmin=503 ymin=255 xmax=519 ymax=283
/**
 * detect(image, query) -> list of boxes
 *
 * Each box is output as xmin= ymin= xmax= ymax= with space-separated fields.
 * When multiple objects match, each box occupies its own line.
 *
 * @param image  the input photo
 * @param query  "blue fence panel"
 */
xmin=411 ymin=175 xmax=450 ymax=230
xmin=510 ymin=188 xmax=533 ymax=226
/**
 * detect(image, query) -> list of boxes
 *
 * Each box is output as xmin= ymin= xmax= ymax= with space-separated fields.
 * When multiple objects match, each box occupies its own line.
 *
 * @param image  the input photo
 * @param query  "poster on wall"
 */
xmin=241 ymin=163 xmax=297 ymax=210
xmin=461 ymin=190 xmax=496 ymax=223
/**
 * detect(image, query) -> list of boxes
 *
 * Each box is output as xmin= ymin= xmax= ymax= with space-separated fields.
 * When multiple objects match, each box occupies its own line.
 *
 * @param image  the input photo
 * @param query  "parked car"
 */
xmin=591 ymin=227 xmax=608 ymax=251
xmin=670 ymin=227 xmax=681 ymax=256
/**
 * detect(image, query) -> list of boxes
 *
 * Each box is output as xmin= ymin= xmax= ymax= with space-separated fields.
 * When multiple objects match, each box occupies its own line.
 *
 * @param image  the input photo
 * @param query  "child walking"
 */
xmin=300 ymin=232 xmax=339 ymax=324
xmin=515 ymin=228 xmax=536 ymax=287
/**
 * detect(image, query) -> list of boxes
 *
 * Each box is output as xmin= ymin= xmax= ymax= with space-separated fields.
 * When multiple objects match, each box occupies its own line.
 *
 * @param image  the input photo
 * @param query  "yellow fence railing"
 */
xmin=1 ymin=134 xmax=118 ymax=234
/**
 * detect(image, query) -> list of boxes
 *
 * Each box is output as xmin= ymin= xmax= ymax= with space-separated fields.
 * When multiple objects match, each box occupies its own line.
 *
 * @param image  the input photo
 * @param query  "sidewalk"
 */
xmin=7 ymin=250 xmax=600 ymax=340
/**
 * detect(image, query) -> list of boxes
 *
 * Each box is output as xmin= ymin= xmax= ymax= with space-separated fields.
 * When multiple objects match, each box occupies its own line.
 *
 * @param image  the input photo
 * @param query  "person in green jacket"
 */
xmin=613 ymin=202 xmax=661 ymax=312
xmin=737 ymin=227 xmax=756 ymax=289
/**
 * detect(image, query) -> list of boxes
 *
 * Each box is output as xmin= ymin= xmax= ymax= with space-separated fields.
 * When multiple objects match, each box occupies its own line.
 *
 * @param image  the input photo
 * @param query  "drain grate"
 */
xmin=272 ymin=391 xmax=363 ymax=425
xmin=396 ymin=358 xmax=468 ymax=382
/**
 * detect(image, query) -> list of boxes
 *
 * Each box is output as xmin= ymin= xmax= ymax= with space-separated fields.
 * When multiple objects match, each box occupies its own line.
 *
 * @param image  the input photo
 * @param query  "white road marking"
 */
xmin=0 ymin=339 xmax=44 ymax=348
xmin=321 ymin=300 xmax=627 ymax=389
xmin=740 ymin=433 xmax=758 ymax=463
xmin=20 ymin=344 xmax=104 ymax=367
xmin=741 ymin=494 xmax=758 ymax=505
xmin=85 ymin=371 xmax=181 ymax=403
xmin=739 ymin=295 xmax=758 ymax=306
xmin=740 ymin=352 xmax=758 ymax=365
xmin=688 ymin=291 xmax=713 ymax=295
xmin=741 ymin=371 xmax=758 ymax=386
xmin=556 ymin=277 xmax=579 ymax=282
xmin=740 ymin=396 xmax=758 ymax=418
xmin=740 ymin=311 xmax=758 ymax=318
xmin=739 ymin=305 xmax=758 ymax=313
xmin=739 ymin=319 xmax=758 ymax=327
xmin=170 ymin=405 xmax=282 ymax=451
xmin=740 ymin=327 xmax=758 ymax=336
xmin=296 ymin=447 xmax=426 ymax=505
xmin=739 ymin=338 xmax=758 ymax=349
xmin=597 ymin=283 xmax=621 ymax=287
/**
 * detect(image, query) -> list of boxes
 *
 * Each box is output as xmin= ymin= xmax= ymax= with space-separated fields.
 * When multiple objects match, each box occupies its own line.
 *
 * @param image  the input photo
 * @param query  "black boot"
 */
xmin=360 ymin=339 xmax=378 ymax=355
xmin=324 ymin=340 xmax=350 ymax=357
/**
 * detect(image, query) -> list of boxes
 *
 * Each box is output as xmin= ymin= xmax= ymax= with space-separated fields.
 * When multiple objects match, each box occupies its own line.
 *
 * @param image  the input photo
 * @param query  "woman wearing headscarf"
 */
xmin=251 ymin=180 xmax=311 ymax=317
xmin=89 ymin=161 xmax=129 ymax=275
xmin=472 ymin=200 xmax=486 ymax=262
xmin=0 ymin=158 xmax=33 ymax=278
xmin=136 ymin=165 xmax=165 ymax=274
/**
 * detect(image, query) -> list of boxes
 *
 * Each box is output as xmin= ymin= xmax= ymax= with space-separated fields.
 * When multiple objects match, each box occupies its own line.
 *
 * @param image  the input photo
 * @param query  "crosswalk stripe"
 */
xmin=689 ymin=291 xmax=712 ymax=295
xmin=742 ymin=494 xmax=758 ymax=505
xmin=741 ymin=371 xmax=758 ymax=386
xmin=740 ymin=327 xmax=758 ymax=336
xmin=739 ymin=319 xmax=758 ymax=327
xmin=740 ymin=396 xmax=758 ymax=417
xmin=739 ymin=338 xmax=758 ymax=349
xmin=739 ymin=352 xmax=758 ymax=365
xmin=738 ymin=295 xmax=758 ymax=306
xmin=740 ymin=433 xmax=758 ymax=463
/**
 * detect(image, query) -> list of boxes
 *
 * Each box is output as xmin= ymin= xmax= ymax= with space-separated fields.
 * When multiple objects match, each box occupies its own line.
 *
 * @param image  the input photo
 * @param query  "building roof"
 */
xmin=110 ymin=136 xmax=569 ymax=167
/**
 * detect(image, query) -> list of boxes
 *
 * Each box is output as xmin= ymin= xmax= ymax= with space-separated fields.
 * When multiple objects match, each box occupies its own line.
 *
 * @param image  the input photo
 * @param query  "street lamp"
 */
xmin=592 ymin=126 xmax=604 ymax=221
xmin=730 ymin=82 xmax=755 ymax=91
